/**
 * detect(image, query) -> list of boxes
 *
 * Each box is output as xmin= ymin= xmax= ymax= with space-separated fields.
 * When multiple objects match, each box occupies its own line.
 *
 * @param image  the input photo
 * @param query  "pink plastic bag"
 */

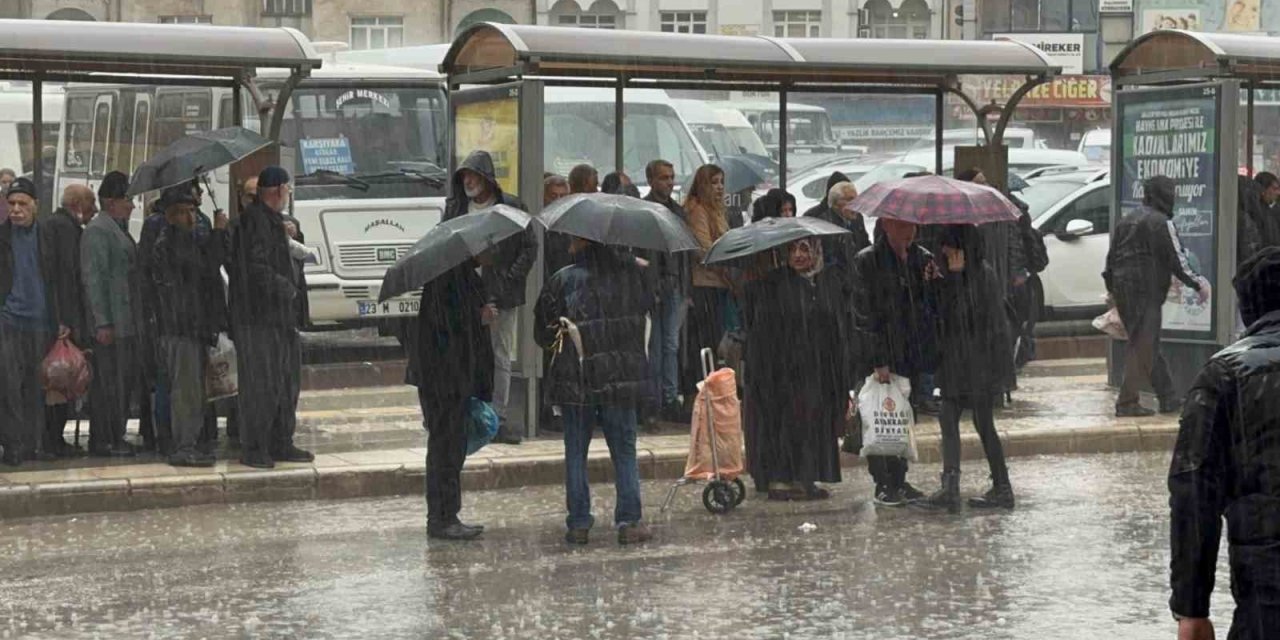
xmin=41 ymin=334 xmax=92 ymax=405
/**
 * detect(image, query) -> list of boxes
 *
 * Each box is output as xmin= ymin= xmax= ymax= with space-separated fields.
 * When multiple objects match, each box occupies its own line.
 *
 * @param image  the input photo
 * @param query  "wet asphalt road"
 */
xmin=0 ymin=451 xmax=1233 ymax=639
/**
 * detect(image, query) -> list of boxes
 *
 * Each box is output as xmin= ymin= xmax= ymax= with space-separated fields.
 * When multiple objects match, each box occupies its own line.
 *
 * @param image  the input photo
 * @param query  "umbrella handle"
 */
xmin=201 ymin=173 xmax=219 ymax=211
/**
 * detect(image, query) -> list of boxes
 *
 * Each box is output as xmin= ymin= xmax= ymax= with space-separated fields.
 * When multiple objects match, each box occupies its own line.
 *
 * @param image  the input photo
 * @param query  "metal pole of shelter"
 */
xmin=233 ymin=84 xmax=244 ymax=126
xmin=1247 ymin=82 xmax=1255 ymax=176
xmin=778 ymin=87 xmax=788 ymax=190
xmin=32 ymin=76 xmax=42 ymax=214
xmin=615 ymin=79 xmax=625 ymax=174
xmin=934 ymin=90 xmax=944 ymax=175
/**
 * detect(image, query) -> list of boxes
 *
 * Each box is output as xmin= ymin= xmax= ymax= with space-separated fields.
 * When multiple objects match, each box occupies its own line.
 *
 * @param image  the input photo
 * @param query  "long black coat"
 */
xmin=151 ymin=223 xmax=228 ymax=344
xmin=444 ymin=150 xmax=536 ymax=310
xmin=742 ymin=267 xmax=847 ymax=486
xmin=228 ymin=201 xmax=300 ymax=329
xmin=1104 ymin=196 xmax=1201 ymax=318
xmin=933 ymin=263 xmax=1015 ymax=399
xmin=1169 ymin=308 xmax=1280 ymax=634
xmin=533 ymin=244 xmax=653 ymax=408
xmin=415 ymin=265 xmax=494 ymax=405
xmin=851 ymin=236 xmax=938 ymax=380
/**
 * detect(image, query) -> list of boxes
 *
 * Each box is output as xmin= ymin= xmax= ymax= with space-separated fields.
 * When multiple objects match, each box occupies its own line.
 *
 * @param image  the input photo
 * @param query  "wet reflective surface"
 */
xmin=0 ymin=451 xmax=1231 ymax=638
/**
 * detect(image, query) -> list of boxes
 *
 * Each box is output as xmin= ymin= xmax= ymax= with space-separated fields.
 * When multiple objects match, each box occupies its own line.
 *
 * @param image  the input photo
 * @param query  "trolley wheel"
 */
xmin=731 ymin=478 xmax=747 ymax=506
xmin=702 ymin=481 xmax=735 ymax=514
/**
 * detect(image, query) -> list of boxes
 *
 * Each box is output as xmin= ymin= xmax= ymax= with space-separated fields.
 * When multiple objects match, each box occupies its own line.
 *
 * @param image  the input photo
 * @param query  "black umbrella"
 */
xmin=681 ymin=155 xmax=771 ymax=195
xmin=538 ymin=193 xmax=698 ymax=253
xmin=703 ymin=216 xmax=849 ymax=265
xmin=378 ymin=204 xmax=531 ymax=302
xmin=127 ymin=127 xmax=271 ymax=197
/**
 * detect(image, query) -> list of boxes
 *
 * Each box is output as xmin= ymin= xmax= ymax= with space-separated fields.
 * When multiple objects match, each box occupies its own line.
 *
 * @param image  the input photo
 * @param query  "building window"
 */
xmin=262 ymin=0 xmax=312 ymax=17
xmin=159 ymin=15 xmax=212 ymax=24
xmin=865 ymin=0 xmax=930 ymax=39
xmin=660 ymin=11 xmax=707 ymax=34
xmin=773 ymin=10 xmax=822 ymax=38
xmin=551 ymin=0 xmax=622 ymax=29
xmin=350 ymin=16 xmax=404 ymax=50
xmin=983 ymin=0 xmax=1097 ymax=34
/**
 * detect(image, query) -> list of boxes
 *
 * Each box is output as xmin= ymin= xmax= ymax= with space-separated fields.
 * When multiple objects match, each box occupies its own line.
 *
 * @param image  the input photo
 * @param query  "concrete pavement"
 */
xmin=0 ymin=358 xmax=1180 ymax=519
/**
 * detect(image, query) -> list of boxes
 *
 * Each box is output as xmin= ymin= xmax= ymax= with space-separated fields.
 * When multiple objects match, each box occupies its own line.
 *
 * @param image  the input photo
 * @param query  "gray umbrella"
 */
xmin=378 ymin=204 xmax=531 ymax=302
xmin=127 ymin=127 xmax=271 ymax=197
xmin=538 ymin=193 xmax=698 ymax=253
xmin=704 ymin=216 xmax=849 ymax=265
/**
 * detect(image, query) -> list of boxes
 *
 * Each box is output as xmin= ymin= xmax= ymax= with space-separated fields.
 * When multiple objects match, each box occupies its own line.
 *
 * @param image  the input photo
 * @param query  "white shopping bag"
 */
xmin=205 ymin=333 xmax=239 ymax=401
xmin=858 ymin=373 xmax=917 ymax=461
xmin=1091 ymin=307 xmax=1127 ymax=340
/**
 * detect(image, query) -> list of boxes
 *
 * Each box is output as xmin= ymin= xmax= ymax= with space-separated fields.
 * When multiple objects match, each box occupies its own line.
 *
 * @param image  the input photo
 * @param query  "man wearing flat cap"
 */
xmin=228 ymin=166 xmax=312 ymax=468
xmin=0 ymin=177 xmax=85 ymax=466
xmin=81 ymin=170 xmax=140 ymax=458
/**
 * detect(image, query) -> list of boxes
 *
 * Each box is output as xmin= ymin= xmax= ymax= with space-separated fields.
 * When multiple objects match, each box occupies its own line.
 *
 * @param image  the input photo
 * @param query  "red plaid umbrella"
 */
xmin=844 ymin=174 xmax=1021 ymax=225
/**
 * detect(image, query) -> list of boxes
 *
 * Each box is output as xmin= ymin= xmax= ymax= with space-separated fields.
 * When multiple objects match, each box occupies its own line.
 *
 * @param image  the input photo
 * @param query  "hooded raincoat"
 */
xmin=445 ymin=151 xmax=536 ymax=310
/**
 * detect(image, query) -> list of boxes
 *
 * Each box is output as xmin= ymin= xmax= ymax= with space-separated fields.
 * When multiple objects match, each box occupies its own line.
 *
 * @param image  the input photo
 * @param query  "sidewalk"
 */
xmin=0 ymin=358 xmax=1178 ymax=519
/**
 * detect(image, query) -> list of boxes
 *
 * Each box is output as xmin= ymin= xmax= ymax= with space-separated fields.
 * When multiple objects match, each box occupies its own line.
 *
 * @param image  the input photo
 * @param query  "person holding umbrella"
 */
xmin=917 ymin=225 xmax=1016 ymax=512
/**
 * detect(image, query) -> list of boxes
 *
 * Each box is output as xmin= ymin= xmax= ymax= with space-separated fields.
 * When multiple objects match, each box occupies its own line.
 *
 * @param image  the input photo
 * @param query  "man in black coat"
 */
xmin=534 ymin=239 xmax=654 ymax=546
xmin=0 ymin=178 xmax=84 ymax=466
xmin=151 ymin=189 xmax=227 ymax=467
xmin=1104 ymin=175 xmax=1206 ymax=417
xmin=42 ymin=184 xmax=95 ymax=457
xmin=417 ymin=261 xmax=494 ymax=541
xmin=851 ymin=217 xmax=939 ymax=506
xmin=445 ymin=150 xmax=535 ymax=445
xmin=228 ymin=166 xmax=312 ymax=468
xmin=1169 ymin=246 xmax=1280 ymax=640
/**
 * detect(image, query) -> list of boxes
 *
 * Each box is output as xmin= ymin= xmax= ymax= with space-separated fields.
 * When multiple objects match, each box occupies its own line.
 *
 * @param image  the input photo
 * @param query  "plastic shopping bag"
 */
xmin=41 ymin=334 xmax=92 ymax=405
xmin=204 ymin=333 xmax=238 ymax=401
xmin=684 ymin=366 xmax=745 ymax=481
xmin=464 ymin=397 xmax=499 ymax=456
xmin=858 ymin=373 xmax=917 ymax=461
xmin=1091 ymin=307 xmax=1127 ymax=340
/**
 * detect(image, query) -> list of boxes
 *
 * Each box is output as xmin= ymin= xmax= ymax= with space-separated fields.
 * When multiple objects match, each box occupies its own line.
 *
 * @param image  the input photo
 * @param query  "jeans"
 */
xmin=648 ymin=291 xmax=685 ymax=406
xmin=490 ymin=309 xmax=518 ymax=420
xmin=562 ymin=405 xmax=642 ymax=530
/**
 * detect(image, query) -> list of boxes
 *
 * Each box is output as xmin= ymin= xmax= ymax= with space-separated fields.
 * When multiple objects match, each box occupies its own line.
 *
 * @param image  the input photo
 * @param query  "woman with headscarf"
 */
xmin=743 ymin=238 xmax=848 ymax=500
xmin=684 ymin=165 xmax=734 ymax=372
xmin=919 ymin=225 xmax=1016 ymax=512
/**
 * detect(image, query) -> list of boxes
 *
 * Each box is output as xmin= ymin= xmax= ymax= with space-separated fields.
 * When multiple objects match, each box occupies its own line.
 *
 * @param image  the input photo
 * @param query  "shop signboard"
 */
xmin=997 ymin=34 xmax=1085 ymax=75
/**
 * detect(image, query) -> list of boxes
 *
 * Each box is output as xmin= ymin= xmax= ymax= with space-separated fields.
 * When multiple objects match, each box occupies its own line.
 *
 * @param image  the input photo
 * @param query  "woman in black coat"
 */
xmin=743 ymin=238 xmax=848 ymax=500
xmin=920 ymin=225 xmax=1016 ymax=512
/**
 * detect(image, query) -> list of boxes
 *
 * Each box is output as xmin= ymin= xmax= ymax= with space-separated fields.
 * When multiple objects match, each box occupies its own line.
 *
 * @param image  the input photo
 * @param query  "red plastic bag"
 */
xmin=40 ymin=334 xmax=93 ymax=404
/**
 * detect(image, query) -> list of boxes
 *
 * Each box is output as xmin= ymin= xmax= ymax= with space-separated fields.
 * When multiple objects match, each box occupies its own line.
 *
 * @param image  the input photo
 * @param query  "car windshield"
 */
xmin=260 ymin=85 xmax=449 ymax=201
xmin=544 ymin=102 xmax=704 ymax=187
xmin=1022 ymin=179 xmax=1090 ymax=221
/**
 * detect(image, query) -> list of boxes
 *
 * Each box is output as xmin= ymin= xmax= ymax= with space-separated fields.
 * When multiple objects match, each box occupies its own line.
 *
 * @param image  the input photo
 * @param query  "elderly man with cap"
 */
xmin=0 ymin=177 xmax=85 ymax=466
xmin=81 ymin=171 xmax=139 ymax=457
xmin=151 ymin=185 xmax=228 ymax=467
xmin=229 ymin=166 xmax=312 ymax=468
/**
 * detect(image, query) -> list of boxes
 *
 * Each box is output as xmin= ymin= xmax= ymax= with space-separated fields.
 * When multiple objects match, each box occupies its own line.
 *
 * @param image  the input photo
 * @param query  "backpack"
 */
xmin=1022 ymin=221 xmax=1049 ymax=274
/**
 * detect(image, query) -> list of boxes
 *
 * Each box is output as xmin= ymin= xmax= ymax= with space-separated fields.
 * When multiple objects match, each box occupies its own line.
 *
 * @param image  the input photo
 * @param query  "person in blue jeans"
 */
xmin=641 ymin=159 xmax=689 ymax=423
xmin=535 ymin=237 xmax=655 ymax=546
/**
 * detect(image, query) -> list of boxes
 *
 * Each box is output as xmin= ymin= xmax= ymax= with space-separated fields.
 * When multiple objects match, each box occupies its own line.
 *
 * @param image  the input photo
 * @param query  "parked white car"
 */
xmin=1077 ymin=128 xmax=1111 ymax=164
xmin=1020 ymin=168 xmax=1112 ymax=318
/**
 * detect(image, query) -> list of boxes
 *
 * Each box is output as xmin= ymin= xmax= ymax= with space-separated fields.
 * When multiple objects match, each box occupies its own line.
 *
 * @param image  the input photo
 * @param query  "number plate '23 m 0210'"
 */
xmin=357 ymin=299 xmax=421 ymax=317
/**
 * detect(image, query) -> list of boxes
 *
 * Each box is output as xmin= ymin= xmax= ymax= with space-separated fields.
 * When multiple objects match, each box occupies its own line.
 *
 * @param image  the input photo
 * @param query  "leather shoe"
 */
xmin=1116 ymin=405 xmax=1156 ymax=418
xmin=428 ymin=523 xmax=482 ymax=541
xmin=169 ymin=451 xmax=216 ymax=468
xmin=1158 ymin=397 xmax=1183 ymax=414
xmin=240 ymin=454 xmax=275 ymax=469
xmin=271 ymin=445 xmax=315 ymax=463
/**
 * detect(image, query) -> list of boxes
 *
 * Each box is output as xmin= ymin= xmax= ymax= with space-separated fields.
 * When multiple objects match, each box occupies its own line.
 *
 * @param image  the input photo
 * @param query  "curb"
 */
xmin=0 ymin=423 xmax=1177 ymax=520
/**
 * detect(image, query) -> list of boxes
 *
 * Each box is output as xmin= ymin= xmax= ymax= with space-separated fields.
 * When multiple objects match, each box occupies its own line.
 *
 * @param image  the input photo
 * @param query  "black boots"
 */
xmin=969 ymin=481 xmax=1015 ymax=509
xmin=919 ymin=471 xmax=961 ymax=513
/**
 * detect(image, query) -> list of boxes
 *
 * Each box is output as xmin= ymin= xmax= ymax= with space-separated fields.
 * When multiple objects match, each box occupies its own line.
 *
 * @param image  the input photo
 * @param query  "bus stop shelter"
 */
xmin=441 ymin=23 xmax=1062 ymax=434
xmin=0 ymin=18 xmax=322 ymax=211
xmin=1108 ymin=30 xmax=1276 ymax=394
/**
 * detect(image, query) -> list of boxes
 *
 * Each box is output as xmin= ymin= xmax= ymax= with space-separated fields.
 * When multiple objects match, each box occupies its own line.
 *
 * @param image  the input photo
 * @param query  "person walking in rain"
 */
xmin=444 ymin=150 xmax=534 ymax=446
xmin=82 ymin=171 xmax=140 ymax=458
xmin=742 ymin=238 xmax=847 ymax=500
xmin=151 ymin=188 xmax=227 ymax=467
xmin=1169 ymin=246 xmax=1280 ymax=640
xmin=643 ymin=159 xmax=691 ymax=424
xmin=534 ymin=236 xmax=654 ymax=546
xmin=852 ymin=216 xmax=937 ymax=506
xmin=0 ymin=178 xmax=83 ymax=466
xmin=229 ymin=166 xmax=312 ymax=468
xmin=918 ymin=225 xmax=1016 ymax=512
xmin=416 ymin=258 xmax=494 ymax=541
xmin=1104 ymin=175 xmax=1207 ymax=417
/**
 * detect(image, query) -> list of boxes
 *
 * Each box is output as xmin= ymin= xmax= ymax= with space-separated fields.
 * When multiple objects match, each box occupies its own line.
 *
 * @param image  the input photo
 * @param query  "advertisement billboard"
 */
xmin=452 ymin=83 xmax=521 ymax=196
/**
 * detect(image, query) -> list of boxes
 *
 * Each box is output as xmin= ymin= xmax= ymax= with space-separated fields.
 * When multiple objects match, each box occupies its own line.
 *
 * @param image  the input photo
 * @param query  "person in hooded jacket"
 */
xmin=1104 ymin=175 xmax=1207 ymax=417
xmin=750 ymin=188 xmax=796 ymax=223
xmin=742 ymin=238 xmax=847 ymax=500
xmin=917 ymin=225 xmax=1016 ymax=512
xmin=534 ymin=238 xmax=655 ymax=546
xmin=445 ymin=150 xmax=535 ymax=445
xmin=417 ymin=259 xmax=494 ymax=541
xmin=1169 ymin=246 xmax=1280 ymax=640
